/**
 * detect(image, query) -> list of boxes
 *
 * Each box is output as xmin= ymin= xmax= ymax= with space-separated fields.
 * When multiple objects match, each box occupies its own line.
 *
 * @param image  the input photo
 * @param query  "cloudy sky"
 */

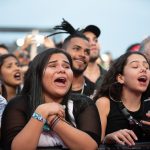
xmin=0 ymin=0 xmax=150 ymax=58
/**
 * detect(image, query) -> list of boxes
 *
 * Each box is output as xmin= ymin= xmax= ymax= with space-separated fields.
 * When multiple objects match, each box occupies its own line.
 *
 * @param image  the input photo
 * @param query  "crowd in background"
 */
xmin=0 ymin=19 xmax=150 ymax=150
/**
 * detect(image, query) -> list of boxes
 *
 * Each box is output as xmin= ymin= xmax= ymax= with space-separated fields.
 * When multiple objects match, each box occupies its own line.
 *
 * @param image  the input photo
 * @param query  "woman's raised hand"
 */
xmin=35 ymin=102 xmax=66 ymax=121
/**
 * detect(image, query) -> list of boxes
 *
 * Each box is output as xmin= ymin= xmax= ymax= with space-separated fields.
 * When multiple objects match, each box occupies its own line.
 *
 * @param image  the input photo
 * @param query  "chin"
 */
xmin=56 ymin=90 xmax=68 ymax=96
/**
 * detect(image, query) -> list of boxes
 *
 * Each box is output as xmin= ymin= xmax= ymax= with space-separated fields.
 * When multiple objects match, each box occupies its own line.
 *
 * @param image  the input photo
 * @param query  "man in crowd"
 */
xmin=82 ymin=25 xmax=107 ymax=87
xmin=53 ymin=19 xmax=95 ymax=97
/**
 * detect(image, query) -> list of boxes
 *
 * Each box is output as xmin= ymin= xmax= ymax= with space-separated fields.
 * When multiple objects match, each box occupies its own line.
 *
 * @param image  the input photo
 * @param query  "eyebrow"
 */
xmin=129 ymin=60 xmax=148 ymax=64
xmin=73 ymin=45 xmax=81 ymax=48
xmin=48 ymin=60 xmax=70 ymax=65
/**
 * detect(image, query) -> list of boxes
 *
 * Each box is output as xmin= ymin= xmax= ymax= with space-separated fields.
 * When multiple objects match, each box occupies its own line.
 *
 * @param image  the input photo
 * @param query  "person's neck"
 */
xmin=44 ymin=95 xmax=63 ymax=103
xmin=121 ymin=89 xmax=142 ymax=111
xmin=84 ymin=61 xmax=100 ymax=83
xmin=72 ymin=74 xmax=85 ymax=92
xmin=86 ymin=61 xmax=99 ymax=71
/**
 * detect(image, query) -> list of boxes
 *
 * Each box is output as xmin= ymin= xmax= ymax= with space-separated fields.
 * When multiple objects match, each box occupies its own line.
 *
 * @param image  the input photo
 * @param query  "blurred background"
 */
xmin=0 ymin=0 xmax=150 ymax=59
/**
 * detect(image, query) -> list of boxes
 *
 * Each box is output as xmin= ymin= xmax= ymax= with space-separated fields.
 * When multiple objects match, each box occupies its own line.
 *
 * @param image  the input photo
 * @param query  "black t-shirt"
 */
xmin=95 ymin=65 xmax=107 ymax=88
xmin=106 ymin=99 xmax=150 ymax=142
xmin=1 ymin=93 xmax=101 ymax=150
xmin=71 ymin=77 xmax=95 ymax=97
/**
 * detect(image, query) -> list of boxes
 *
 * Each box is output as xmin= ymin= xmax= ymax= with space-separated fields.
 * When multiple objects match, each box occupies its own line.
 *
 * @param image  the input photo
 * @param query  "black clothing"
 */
xmin=106 ymin=99 xmax=150 ymax=142
xmin=71 ymin=77 xmax=95 ymax=97
xmin=95 ymin=65 xmax=107 ymax=88
xmin=1 ymin=93 xmax=101 ymax=150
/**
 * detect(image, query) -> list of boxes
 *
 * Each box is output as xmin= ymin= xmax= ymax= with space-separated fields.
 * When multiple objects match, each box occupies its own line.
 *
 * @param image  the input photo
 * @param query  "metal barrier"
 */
xmin=99 ymin=142 xmax=150 ymax=150
xmin=1 ymin=142 xmax=150 ymax=150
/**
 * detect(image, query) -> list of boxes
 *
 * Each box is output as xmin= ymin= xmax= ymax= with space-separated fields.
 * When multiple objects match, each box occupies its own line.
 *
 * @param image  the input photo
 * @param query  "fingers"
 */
xmin=57 ymin=104 xmax=66 ymax=118
xmin=110 ymin=129 xmax=137 ymax=146
xmin=57 ymin=109 xmax=65 ymax=118
xmin=46 ymin=104 xmax=66 ymax=123
xmin=146 ymin=111 xmax=150 ymax=117
xmin=141 ymin=120 xmax=150 ymax=125
xmin=119 ymin=129 xmax=137 ymax=146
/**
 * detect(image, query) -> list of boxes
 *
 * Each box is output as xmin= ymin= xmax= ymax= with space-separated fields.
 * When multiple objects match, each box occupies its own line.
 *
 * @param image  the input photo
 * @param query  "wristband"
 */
xmin=32 ymin=112 xmax=46 ymax=124
xmin=50 ymin=116 xmax=61 ymax=129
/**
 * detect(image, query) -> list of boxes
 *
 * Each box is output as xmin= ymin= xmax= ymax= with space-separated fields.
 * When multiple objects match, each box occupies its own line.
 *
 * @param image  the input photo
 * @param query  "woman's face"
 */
xmin=0 ymin=56 xmax=23 ymax=87
xmin=118 ymin=54 xmax=150 ymax=93
xmin=42 ymin=53 xmax=73 ymax=99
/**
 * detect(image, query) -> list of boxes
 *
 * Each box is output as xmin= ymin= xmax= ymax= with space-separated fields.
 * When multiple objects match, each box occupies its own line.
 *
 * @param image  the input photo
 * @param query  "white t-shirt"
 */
xmin=0 ymin=95 xmax=7 ymax=127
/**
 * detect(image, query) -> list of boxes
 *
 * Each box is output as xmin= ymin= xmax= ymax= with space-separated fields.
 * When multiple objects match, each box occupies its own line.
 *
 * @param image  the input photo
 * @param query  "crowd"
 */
xmin=0 ymin=19 xmax=150 ymax=150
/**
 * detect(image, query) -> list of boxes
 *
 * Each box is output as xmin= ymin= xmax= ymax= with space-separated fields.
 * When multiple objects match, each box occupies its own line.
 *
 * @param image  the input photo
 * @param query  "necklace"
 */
xmin=80 ymin=82 xmax=85 ymax=94
xmin=72 ymin=79 xmax=85 ymax=94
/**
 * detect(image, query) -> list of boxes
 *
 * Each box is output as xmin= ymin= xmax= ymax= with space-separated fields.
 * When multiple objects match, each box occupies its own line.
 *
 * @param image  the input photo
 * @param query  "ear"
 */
xmin=116 ymin=74 xmax=124 ymax=84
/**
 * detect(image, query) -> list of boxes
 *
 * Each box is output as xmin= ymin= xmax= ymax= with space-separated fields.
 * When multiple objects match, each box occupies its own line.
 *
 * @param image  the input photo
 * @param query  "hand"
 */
xmin=36 ymin=102 xmax=66 ymax=120
xmin=103 ymin=129 xmax=138 ymax=146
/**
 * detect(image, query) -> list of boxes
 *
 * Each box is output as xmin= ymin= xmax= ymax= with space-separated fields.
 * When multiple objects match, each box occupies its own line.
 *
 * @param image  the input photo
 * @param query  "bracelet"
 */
xmin=50 ymin=116 xmax=72 ymax=129
xmin=60 ymin=117 xmax=72 ymax=126
xmin=32 ymin=112 xmax=46 ymax=124
xmin=50 ymin=116 xmax=61 ymax=129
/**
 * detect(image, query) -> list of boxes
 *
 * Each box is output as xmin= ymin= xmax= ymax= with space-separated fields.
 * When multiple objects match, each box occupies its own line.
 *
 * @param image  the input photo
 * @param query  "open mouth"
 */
xmin=54 ymin=77 xmax=66 ymax=85
xmin=14 ymin=72 xmax=21 ymax=80
xmin=138 ymin=76 xmax=147 ymax=83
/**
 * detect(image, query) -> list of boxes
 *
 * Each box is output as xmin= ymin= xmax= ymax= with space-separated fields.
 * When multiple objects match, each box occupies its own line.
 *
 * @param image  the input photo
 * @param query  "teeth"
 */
xmin=139 ymin=76 xmax=147 ymax=80
xmin=138 ymin=76 xmax=147 ymax=82
xmin=15 ymin=73 xmax=20 ymax=77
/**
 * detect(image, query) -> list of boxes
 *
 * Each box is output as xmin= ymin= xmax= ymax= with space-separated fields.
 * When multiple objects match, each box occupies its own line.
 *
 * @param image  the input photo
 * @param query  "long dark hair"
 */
xmin=21 ymin=48 xmax=73 ymax=117
xmin=0 ymin=54 xmax=21 ymax=99
xmin=94 ymin=51 xmax=150 ymax=101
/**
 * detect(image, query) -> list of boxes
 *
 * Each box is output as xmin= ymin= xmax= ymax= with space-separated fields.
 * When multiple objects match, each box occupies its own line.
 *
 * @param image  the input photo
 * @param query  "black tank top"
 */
xmin=106 ymin=99 xmax=150 ymax=142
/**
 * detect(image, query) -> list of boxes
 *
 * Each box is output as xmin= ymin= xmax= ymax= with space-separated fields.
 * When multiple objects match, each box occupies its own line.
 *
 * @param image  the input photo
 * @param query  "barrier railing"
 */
xmin=99 ymin=142 xmax=150 ymax=150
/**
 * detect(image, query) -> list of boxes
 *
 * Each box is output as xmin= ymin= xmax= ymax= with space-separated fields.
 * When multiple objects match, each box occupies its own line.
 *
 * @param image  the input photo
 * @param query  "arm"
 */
xmin=96 ymin=97 xmax=110 ymax=141
xmin=50 ymin=101 xmax=101 ymax=150
xmin=96 ymin=97 xmax=137 ymax=146
xmin=53 ymin=120 xmax=97 ymax=150
xmin=1 ymin=100 xmax=65 ymax=150
xmin=11 ymin=117 xmax=44 ymax=150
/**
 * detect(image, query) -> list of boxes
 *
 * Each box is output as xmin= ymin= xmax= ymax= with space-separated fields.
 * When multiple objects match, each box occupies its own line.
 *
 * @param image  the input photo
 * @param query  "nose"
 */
xmin=79 ymin=49 xmax=86 ymax=58
xmin=140 ymin=66 xmax=146 ymax=73
xmin=58 ymin=65 xmax=65 ymax=73
xmin=13 ymin=64 xmax=21 ymax=71
xmin=90 ymin=40 xmax=96 ymax=45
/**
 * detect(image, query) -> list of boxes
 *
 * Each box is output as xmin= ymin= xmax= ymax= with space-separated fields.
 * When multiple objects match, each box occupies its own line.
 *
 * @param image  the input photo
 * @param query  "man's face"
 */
xmin=65 ymin=37 xmax=90 ymax=75
xmin=83 ymin=31 xmax=100 ymax=62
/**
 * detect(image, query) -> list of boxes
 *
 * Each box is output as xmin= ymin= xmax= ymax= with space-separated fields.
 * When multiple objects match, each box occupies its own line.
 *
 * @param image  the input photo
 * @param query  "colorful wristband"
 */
xmin=32 ymin=112 xmax=46 ymax=124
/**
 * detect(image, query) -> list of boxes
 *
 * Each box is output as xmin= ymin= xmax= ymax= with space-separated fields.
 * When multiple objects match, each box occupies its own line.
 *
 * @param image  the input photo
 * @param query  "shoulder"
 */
xmin=96 ymin=97 xmax=110 ymax=106
xmin=69 ymin=93 xmax=95 ymax=109
xmin=98 ymin=64 xmax=107 ymax=74
xmin=69 ymin=93 xmax=93 ymax=103
xmin=96 ymin=97 xmax=110 ymax=115
xmin=5 ymin=95 xmax=28 ymax=111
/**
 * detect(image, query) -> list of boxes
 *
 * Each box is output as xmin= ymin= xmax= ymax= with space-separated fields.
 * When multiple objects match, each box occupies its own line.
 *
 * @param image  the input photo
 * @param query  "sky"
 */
xmin=0 ymin=0 xmax=150 ymax=59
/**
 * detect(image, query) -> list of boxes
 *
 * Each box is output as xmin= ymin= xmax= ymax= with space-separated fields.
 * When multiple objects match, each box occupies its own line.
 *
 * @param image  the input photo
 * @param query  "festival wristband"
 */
xmin=32 ymin=112 xmax=46 ymax=124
